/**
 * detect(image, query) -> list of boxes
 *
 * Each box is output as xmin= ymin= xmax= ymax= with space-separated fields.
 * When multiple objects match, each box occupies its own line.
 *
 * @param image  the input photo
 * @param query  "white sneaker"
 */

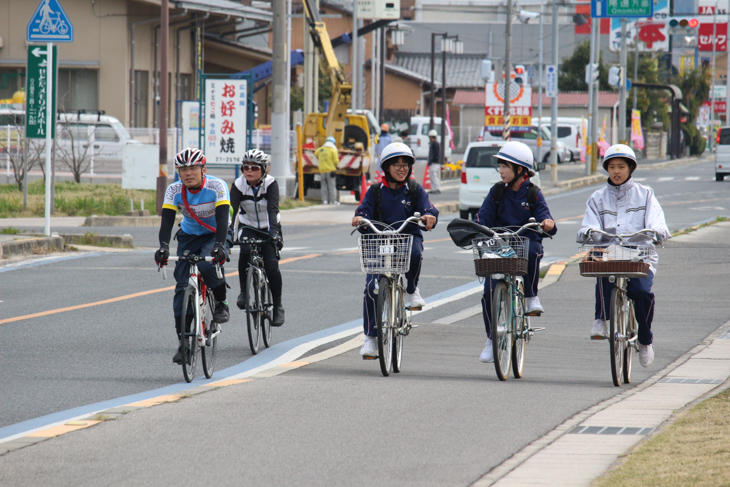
xmin=406 ymin=288 xmax=426 ymax=309
xmin=359 ymin=336 xmax=378 ymax=358
xmin=525 ymin=296 xmax=544 ymax=314
xmin=639 ymin=343 xmax=654 ymax=367
xmin=590 ymin=319 xmax=608 ymax=340
xmin=479 ymin=339 xmax=494 ymax=363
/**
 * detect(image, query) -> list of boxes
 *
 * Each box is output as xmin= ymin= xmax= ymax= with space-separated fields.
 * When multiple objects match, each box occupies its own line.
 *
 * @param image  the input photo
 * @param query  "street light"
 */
xmin=430 ymin=33 xmax=461 ymax=164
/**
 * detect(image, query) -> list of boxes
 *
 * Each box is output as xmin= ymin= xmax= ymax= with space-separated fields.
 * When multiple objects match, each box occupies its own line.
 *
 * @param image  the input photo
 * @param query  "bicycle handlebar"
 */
xmin=485 ymin=218 xmax=552 ymax=239
xmin=161 ymin=255 xmax=222 ymax=280
xmin=586 ymin=228 xmax=658 ymax=245
xmin=353 ymin=213 xmax=426 ymax=235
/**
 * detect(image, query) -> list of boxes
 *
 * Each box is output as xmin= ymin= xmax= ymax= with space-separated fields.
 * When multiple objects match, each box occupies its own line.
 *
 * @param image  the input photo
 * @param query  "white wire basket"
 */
xmin=358 ymin=234 xmax=413 ymax=274
xmin=579 ymin=244 xmax=656 ymax=278
xmin=472 ymin=235 xmax=529 ymax=276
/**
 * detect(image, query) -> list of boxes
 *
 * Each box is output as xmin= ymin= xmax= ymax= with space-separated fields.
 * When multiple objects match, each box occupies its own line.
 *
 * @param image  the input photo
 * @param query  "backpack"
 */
xmin=492 ymin=182 xmax=540 ymax=215
xmin=371 ymin=179 xmax=420 ymax=223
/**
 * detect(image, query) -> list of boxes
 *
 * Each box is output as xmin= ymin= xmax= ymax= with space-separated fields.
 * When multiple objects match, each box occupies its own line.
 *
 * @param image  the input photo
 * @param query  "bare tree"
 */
xmin=54 ymin=112 xmax=97 ymax=183
xmin=0 ymin=122 xmax=40 ymax=191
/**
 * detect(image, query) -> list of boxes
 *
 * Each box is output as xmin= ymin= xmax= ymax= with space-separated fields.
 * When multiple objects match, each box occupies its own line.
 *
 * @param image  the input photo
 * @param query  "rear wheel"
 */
xmin=512 ymin=280 xmax=527 ymax=379
xmin=376 ymin=277 xmax=393 ymax=377
xmin=459 ymin=209 xmax=470 ymax=219
xmin=392 ymin=286 xmax=405 ymax=373
xmin=716 ymin=173 xmax=725 ymax=182
xmin=491 ymin=281 xmax=512 ymax=381
xmin=180 ymin=286 xmax=198 ymax=383
xmin=201 ymin=289 xmax=217 ymax=379
xmin=246 ymin=268 xmax=261 ymax=355
xmin=609 ymin=288 xmax=626 ymax=387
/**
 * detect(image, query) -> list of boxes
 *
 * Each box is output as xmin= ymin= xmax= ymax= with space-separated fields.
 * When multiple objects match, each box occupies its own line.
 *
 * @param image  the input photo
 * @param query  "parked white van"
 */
xmin=406 ymin=116 xmax=452 ymax=162
xmin=532 ymin=117 xmax=583 ymax=162
xmin=715 ymin=126 xmax=730 ymax=181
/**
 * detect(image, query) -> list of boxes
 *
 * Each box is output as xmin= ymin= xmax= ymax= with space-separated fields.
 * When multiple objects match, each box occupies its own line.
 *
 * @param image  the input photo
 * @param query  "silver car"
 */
xmin=478 ymin=126 xmax=571 ymax=165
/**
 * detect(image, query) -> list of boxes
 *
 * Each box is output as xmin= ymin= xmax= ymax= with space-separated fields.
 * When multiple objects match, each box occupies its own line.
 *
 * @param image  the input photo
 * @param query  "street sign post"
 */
xmin=545 ymin=65 xmax=557 ymax=98
xmin=592 ymin=0 xmax=653 ymax=18
xmin=27 ymin=0 xmax=74 ymax=43
xmin=26 ymin=45 xmax=57 ymax=139
xmin=27 ymin=0 xmax=73 ymax=236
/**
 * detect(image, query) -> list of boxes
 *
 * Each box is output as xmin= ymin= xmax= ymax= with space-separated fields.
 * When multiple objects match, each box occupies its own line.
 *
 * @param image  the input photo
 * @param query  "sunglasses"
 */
xmin=242 ymin=165 xmax=262 ymax=172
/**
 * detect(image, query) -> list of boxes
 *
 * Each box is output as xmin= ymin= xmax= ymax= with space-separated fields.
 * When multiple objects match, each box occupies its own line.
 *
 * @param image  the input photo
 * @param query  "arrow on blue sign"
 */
xmin=27 ymin=0 xmax=74 ymax=43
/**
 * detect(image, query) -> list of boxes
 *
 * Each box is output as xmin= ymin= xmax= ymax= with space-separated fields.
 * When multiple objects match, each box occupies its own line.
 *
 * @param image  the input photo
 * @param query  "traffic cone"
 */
xmin=422 ymin=165 xmax=432 ymax=190
xmin=360 ymin=173 xmax=368 ymax=204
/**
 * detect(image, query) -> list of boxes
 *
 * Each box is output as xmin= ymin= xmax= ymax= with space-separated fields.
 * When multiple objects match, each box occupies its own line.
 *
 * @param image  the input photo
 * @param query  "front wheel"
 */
xmin=392 ymin=284 xmax=405 ymax=373
xmin=716 ymin=173 xmax=725 ymax=182
xmin=180 ymin=286 xmax=198 ymax=383
xmin=491 ymin=281 xmax=512 ymax=381
xmin=376 ymin=277 xmax=394 ymax=377
xmin=609 ymin=288 xmax=626 ymax=387
xmin=623 ymin=300 xmax=637 ymax=384
xmin=261 ymin=278 xmax=273 ymax=349
xmin=201 ymin=289 xmax=217 ymax=379
xmin=246 ymin=268 xmax=261 ymax=355
xmin=512 ymin=279 xmax=527 ymax=379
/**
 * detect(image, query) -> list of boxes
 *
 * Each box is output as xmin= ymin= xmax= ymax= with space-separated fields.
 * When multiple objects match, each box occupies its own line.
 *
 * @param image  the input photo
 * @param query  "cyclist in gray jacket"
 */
xmin=577 ymin=144 xmax=670 ymax=367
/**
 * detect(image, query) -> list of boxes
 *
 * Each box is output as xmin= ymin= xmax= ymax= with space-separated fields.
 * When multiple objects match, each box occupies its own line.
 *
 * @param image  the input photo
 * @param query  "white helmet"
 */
xmin=379 ymin=142 xmax=415 ymax=181
xmin=428 ymin=129 xmax=438 ymax=138
xmin=603 ymin=144 xmax=637 ymax=173
xmin=494 ymin=141 xmax=535 ymax=177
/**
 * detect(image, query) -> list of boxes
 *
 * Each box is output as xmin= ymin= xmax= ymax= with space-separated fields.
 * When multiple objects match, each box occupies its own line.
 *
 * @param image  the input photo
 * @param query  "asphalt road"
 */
xmin=1 ymin=157 xmax=729 ymax=485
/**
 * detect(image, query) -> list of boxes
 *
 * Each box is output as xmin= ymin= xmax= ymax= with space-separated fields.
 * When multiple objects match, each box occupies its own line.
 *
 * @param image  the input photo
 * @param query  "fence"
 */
xmin=1 ymin=126 xmax=298 ymax=184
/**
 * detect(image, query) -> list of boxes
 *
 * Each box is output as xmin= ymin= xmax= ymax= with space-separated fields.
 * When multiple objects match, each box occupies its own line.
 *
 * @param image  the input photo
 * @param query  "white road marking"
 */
xmin=657 ymin=177 xmax=674 ymax=182
xmin=685 ymin=177 xmax=700 ymax=180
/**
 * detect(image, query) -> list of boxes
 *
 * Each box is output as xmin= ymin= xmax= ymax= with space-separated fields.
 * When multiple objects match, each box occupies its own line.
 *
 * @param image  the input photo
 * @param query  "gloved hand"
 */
xmin=269 ymin=229 xmax=283 ymax=251
xmin=154 ymin=247 xmax=170 ymax=266
xmin=211 ymin=243 xmax=227 ymax=264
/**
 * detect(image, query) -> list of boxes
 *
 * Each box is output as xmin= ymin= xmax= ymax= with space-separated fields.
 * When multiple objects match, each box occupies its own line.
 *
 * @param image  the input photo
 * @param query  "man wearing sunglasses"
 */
xmin=230 ymin=149 xmax=285 ymax=327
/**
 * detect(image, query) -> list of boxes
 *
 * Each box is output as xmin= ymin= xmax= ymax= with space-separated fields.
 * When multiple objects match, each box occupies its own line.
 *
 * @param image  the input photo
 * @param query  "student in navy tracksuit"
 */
xmin=352 ymin=142 xmax=439 ymax=358
xmin=474 ymin=141 xmax=557 ymax=363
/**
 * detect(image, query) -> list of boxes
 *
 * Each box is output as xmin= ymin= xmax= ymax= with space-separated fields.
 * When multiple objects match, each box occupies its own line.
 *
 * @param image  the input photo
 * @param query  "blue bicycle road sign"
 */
xmin=27 ymin=0 xmax=74 ymax=43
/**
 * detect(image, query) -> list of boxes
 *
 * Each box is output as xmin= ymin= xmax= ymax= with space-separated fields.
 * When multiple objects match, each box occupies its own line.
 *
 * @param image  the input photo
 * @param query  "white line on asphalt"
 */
xmin=657 ymin=177 xmax=674 ymax=181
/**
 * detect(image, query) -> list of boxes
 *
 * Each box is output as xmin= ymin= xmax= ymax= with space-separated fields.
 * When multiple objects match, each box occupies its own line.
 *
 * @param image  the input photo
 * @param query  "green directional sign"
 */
xmin=26 ymin=45 xmax=57 ymax=139
xmin=591 ymin=0 xmax=652 ymax=18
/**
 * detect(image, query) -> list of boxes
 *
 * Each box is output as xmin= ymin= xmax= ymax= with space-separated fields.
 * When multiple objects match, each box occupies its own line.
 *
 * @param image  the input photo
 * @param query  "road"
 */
xmin=1 ymin=158 xmax=729 ymax=485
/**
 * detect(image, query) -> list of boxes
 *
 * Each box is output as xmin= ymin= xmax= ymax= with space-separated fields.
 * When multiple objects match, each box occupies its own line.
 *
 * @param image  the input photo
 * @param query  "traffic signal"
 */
xmin=585 ymin=63 xmax=598 ymax=85
xmin=514 ymin=65 xmax=525 ymax=85
xmin=667 ymin=17 xmax=699 ymax=35
xmin=608 ymin=66 xmax=621 ymax=89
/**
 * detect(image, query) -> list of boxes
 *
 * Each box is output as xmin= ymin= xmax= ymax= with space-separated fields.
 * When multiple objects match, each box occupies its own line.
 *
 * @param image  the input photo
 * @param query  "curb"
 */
xmin=62 ymin=234 xmax=134 ymax=248
xmin=0 ymin=236 xmax=65 ymax=259
xmin=85 ymin=215 xmax=161 ymax=227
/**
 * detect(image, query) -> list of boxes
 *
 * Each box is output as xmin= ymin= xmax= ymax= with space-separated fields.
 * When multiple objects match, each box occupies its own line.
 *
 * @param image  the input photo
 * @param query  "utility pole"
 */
xmin=352 ymin=1 xmax=359 ymax=110
xmin=304 ymin=0 xmax=319 ymax=116
xmin=619 ymin=19 xmax=628 ymax=144
xmin=503 ymin=0 xmax=513 ymax=141
xmin=586 ymin=17 xmax=598 ymax=175
xmin=157 ymin=0 xmax=169 ymax=213
xmin=272 ymin=0 xmax=290 ymax=195
xmin=549 ymin=0 xmax=558 ymax=182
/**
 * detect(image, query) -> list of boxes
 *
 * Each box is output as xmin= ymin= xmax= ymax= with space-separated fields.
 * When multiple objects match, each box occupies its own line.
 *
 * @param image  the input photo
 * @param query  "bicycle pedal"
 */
xmin=362 ymin=355 xmax=378 ymax=360
xmin=406 ymin=305 xmax=423 ymax=311
xmin=590 ymin=335 xmax=608 ymax=341
xmin=525 ymin=311 xmax=543 ymax=317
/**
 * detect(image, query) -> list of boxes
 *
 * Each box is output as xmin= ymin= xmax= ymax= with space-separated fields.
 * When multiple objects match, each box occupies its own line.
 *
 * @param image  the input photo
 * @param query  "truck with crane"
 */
xmin=300 ymin=0 xmax=373 ymax=200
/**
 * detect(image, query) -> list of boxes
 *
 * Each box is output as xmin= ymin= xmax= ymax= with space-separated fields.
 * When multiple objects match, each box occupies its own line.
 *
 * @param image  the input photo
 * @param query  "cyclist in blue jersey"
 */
xmin=155 ymin=147 xmax=231 ymax=364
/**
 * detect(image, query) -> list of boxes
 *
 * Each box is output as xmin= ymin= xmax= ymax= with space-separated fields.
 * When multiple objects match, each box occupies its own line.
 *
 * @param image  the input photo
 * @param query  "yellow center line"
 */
xmin=1 ymin=253 xmax=322 ymax=326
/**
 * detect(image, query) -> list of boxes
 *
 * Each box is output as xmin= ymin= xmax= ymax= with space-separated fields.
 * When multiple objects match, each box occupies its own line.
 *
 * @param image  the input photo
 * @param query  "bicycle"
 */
xmin=469 ymin=219 xmax=549 ymax=381
xmin=579 ymin=228 xmax=658 ymax=387
xmin=354 ymin=213 xmax=425 ymax=377
xmin=235 ymin=225 xmax=273 ymax=355
xmin=163 ymin=253 xmax=222 ymax=383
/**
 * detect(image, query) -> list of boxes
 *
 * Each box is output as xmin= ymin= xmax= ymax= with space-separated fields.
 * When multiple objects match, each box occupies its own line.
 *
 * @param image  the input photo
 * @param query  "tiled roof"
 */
xmin=453 ymin=89 xmax=619 ymax=108
xmin=391 ymin=52 xmax=486 ymax=89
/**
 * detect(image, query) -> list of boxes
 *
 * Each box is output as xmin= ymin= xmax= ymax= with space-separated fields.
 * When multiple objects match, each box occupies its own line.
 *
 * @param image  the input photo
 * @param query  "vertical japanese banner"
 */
xmin=202 ymin=78 xmax=248 ymax=164
xmin=180 ymin=101 xmax=200 ymax=150
xmin=631 ymin=110 xmax=645 ymax=150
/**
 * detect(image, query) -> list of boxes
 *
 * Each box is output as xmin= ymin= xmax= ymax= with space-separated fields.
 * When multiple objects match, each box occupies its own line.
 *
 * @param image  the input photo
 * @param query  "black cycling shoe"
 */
xmin=272 ymin=305 xmax=285 ymax=327
xmin=236 ymin=292 xmax=246 ymax=310
xmin=173 ymin=347 xmax=183 ymax=364
xmin=213 ymin=301 xmax=230 ymax=323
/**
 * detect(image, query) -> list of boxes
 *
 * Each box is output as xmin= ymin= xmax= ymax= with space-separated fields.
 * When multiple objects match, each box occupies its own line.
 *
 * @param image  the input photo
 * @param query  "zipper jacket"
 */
xmin=230 ymin=174 xmax=281 ymax=233
xmin=577 ymin=177 xmax=670 ymax=275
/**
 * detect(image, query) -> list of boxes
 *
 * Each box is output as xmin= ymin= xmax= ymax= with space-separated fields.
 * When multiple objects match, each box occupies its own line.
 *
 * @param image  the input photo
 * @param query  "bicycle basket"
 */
xmin=578 ymin=244 xmax=655 ymax=278
xmin=472 ymin=235 xmax=529 ymax=277
xmin=358 ymin=234 xmax=414 ymax=274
